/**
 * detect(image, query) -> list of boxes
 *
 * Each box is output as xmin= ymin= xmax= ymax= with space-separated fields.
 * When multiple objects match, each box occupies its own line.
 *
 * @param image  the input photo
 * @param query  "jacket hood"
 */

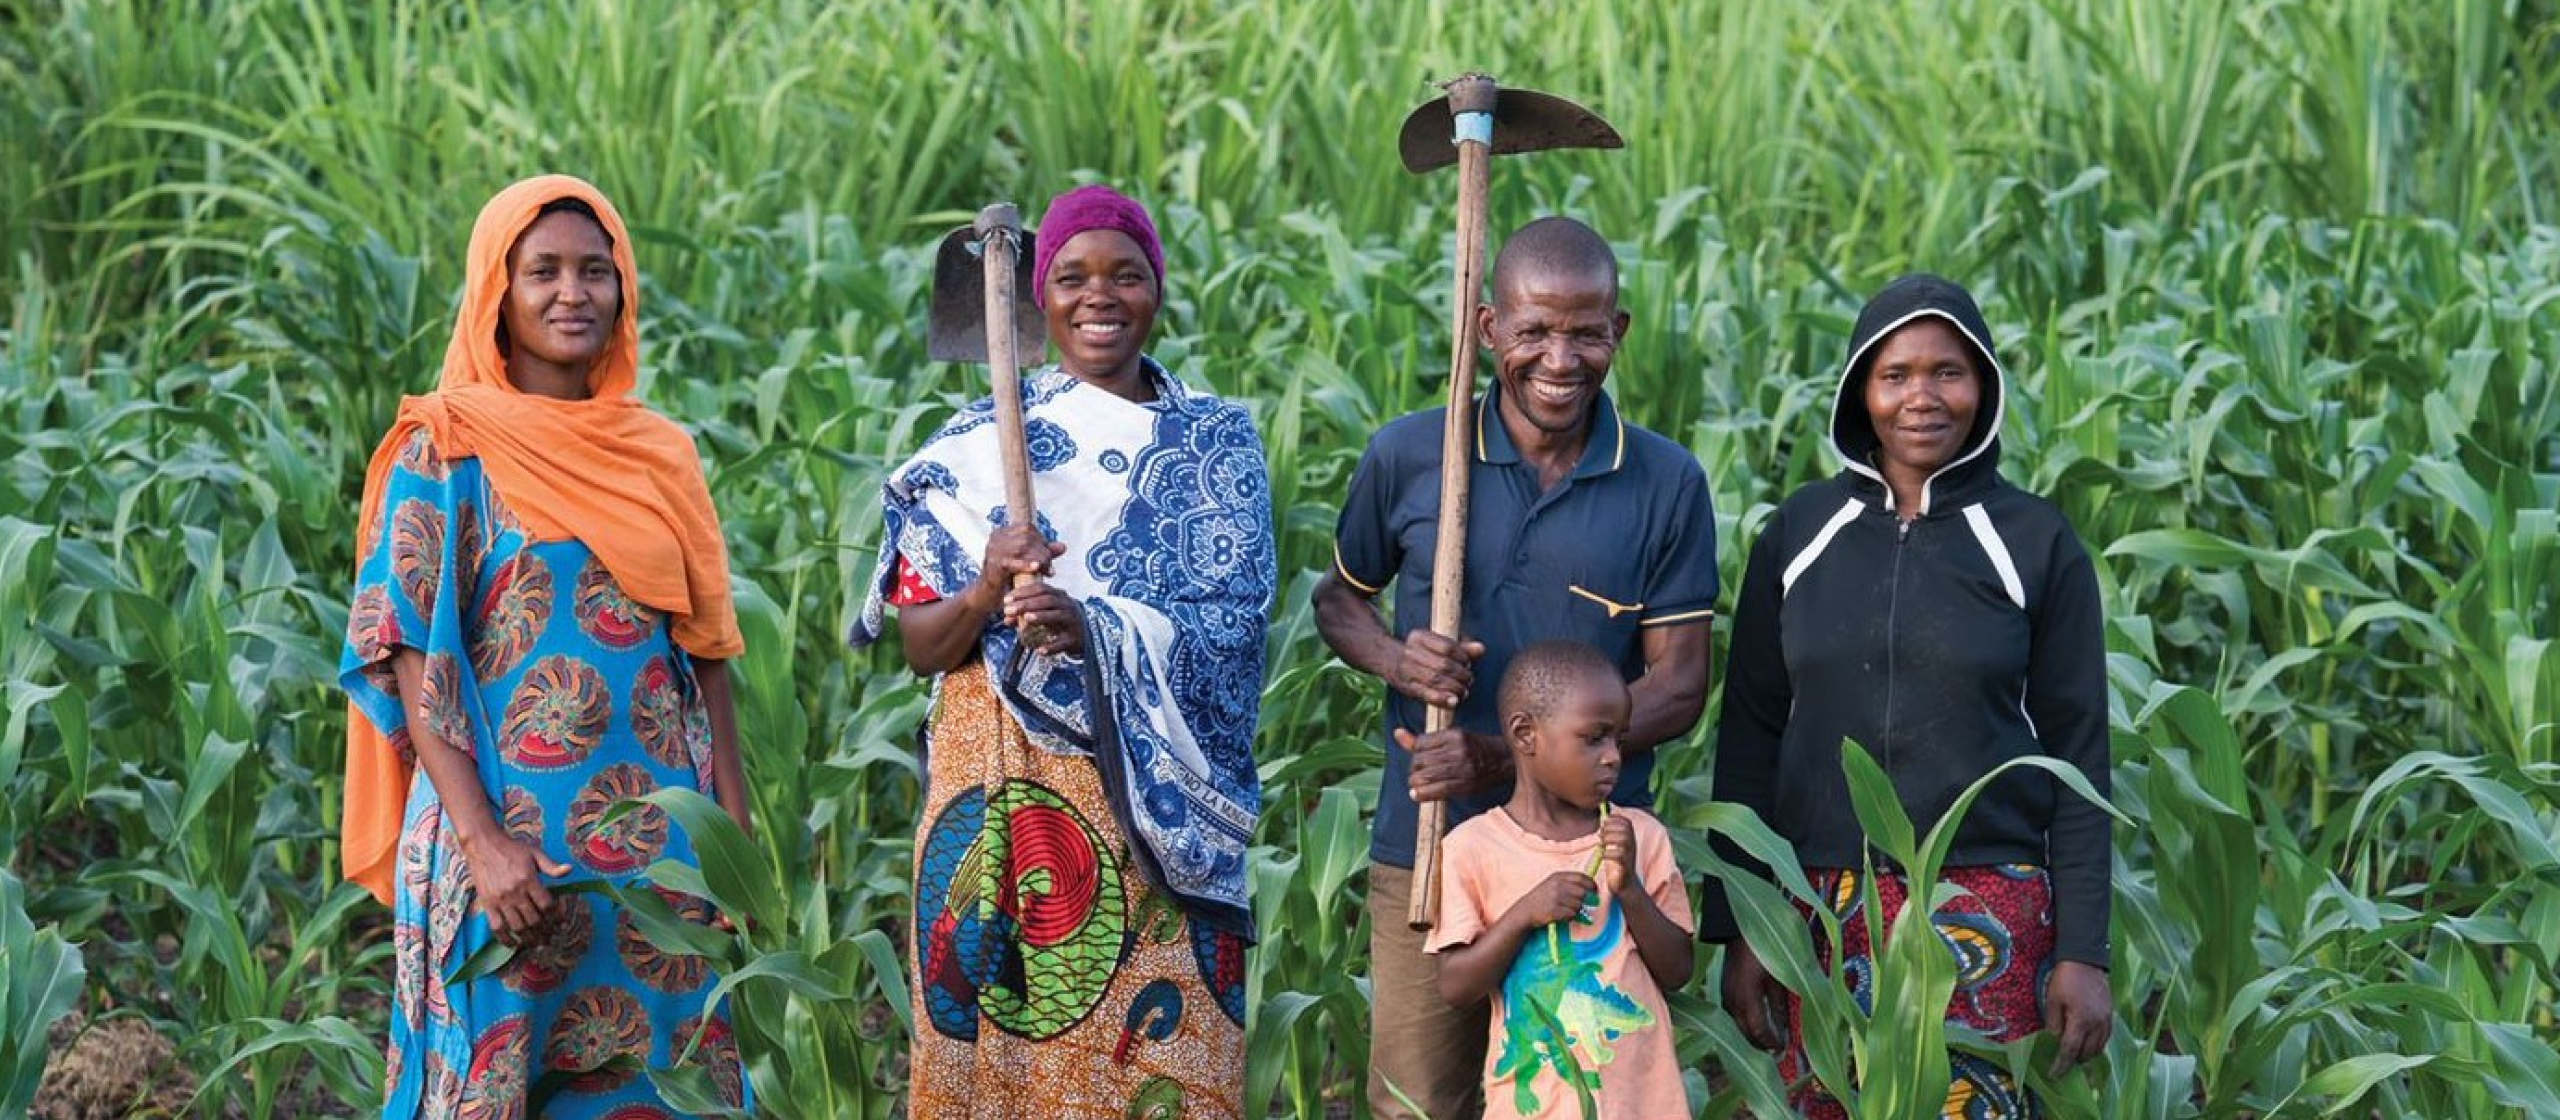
xmin=1828 ymin=272 xmax=2008 ymax=513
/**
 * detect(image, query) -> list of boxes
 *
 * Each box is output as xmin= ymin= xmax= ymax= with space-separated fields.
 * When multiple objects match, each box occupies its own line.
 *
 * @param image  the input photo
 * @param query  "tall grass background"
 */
xmin=3 ymin=0 xmax=2557 ymax=1115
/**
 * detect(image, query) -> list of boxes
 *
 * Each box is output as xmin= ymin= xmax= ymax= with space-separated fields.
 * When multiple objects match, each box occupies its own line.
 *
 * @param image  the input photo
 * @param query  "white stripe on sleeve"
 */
xmin=1962 ymin=503 xmax=2027 ymax=609
xmin=1781 ymin=498 xmax=1867 ymax=598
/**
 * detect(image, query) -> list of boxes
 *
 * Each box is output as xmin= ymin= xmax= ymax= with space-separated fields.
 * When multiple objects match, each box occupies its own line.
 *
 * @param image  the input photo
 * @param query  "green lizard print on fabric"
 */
xmin=1496 ymin=897 xmax=1655 ymax=1114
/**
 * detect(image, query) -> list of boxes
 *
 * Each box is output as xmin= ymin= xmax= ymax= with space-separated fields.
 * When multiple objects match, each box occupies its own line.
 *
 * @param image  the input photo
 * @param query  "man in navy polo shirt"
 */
xmin=1315 ymin=216 xmax=1719 ymax=1120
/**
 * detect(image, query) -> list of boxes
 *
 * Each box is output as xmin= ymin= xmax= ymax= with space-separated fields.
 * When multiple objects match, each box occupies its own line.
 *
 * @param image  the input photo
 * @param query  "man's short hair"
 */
xmin=1490 ymin=216 xmax=1619 ymax=302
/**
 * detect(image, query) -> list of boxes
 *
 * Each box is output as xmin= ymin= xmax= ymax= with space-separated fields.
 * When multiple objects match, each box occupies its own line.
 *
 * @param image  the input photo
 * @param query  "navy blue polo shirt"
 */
xmin=1333 ymin=385 xmax=1719 ymax=867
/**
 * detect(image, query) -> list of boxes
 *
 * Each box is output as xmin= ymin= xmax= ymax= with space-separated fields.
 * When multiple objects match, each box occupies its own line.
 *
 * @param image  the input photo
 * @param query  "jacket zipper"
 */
xmin=1880 ymin=514 xmax=1910 ymax=870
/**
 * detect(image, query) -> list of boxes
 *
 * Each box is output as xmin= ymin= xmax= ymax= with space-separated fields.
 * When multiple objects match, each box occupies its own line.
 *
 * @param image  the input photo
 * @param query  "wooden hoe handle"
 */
xmin=978 ymin=204 xmax=1041 ymax=592
xmin=1409 ymin=75 xmax=1498 ymax=933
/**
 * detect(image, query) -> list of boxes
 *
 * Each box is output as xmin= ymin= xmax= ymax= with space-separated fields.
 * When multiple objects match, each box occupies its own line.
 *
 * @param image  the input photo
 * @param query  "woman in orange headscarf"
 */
xmin=339 ymin=175 xmax=752 ymax=1118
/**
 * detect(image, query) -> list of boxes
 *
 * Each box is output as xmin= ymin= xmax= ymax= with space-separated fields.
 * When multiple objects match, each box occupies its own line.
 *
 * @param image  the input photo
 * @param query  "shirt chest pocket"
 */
xmin=1553 ymin=523 xmax=1652 ymax=641
xmin=1566 ymin=583 xmax=1645 ymax=620
xmin=1563 ymin=581 xmax=1646 ymax=651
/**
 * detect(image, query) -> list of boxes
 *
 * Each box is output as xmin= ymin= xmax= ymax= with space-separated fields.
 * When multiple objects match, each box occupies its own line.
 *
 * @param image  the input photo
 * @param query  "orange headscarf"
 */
xmin=341 ymin=174 xmax=744 ymax=904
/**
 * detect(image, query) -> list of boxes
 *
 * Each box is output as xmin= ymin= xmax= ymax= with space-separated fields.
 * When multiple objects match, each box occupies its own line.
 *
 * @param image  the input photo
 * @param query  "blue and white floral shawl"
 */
xmin=851 ymin=358 xmax=1274 ymax=935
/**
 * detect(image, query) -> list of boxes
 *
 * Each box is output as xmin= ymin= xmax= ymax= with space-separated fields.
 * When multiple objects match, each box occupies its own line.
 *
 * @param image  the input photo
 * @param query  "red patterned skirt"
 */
xmin=905 ymin=662 xmax=1247 ymax=1119
xmin=1782 ymin=864 xmax=2053 ymax=1120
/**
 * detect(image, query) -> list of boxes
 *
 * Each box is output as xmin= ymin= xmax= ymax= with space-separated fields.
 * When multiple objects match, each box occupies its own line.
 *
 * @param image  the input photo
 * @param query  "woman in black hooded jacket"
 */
xmin=1703 ymin=274 xmax=2112 ymax=1116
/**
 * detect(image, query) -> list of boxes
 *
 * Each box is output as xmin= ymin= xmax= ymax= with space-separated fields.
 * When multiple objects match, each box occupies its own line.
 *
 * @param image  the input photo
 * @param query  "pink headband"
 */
xmin=1034 ymin=184 xmax=1165 ymax=307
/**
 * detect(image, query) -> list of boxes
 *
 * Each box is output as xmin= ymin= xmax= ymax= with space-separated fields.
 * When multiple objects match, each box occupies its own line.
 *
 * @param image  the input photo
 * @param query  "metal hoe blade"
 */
xmin=927 ymin=224 xmax=1045 ymax=363
xmin=1397 ymin=83 xmax=1623 ymax=174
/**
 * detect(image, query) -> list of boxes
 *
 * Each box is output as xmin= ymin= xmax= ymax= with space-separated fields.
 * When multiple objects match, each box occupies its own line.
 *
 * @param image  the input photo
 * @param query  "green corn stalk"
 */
xmin=1 ymin=869 xmax=88 ymax=1119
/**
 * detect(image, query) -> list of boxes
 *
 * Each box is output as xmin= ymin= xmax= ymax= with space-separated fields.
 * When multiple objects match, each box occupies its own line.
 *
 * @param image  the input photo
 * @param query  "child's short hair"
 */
xmin=1497 ymin=640 xmax=1622 ymax=723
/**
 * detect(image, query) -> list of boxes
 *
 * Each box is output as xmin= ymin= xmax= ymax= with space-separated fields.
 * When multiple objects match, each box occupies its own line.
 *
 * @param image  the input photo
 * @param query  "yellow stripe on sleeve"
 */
xmin=1332 ymin=543 xmax=1385 ymax=596
xmin=1637 ymin=608 xmax=1717 ymax=627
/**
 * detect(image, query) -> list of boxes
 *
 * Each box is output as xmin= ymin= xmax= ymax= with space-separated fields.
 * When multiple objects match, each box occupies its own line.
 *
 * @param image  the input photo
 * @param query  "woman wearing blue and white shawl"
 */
xmin=850 ymin=184 xmax=1273 ymax=1118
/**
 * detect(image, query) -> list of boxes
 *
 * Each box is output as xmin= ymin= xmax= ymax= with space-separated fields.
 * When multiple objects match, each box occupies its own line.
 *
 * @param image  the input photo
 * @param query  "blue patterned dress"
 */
xmin=343 ymin=431 xmax=747 ymax=1120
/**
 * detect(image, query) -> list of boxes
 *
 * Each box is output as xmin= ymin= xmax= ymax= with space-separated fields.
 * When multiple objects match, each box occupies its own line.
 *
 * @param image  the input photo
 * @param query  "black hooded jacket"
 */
xmin=1702 ymin=274 xmax=2112 ymax=967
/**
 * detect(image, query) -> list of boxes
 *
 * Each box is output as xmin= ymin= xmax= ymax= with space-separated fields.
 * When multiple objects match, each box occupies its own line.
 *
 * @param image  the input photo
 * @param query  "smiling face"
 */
xmin=1862 ymin=317 xmax=1983 ymax=492
xmin=499 ymin=208 xmax=621 ymax=396
xmin=1511 ymin=668 xmax=1632 ymax=811
xmin=1041 ymin=228 xmax=1160 ymax=398
xmin=1480 ymin=265 xmax=1629 ymax=439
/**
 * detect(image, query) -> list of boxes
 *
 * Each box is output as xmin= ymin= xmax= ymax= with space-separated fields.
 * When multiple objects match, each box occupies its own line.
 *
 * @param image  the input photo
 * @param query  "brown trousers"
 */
xmin=1365 ymin=863 xmax=1488 ymax=1120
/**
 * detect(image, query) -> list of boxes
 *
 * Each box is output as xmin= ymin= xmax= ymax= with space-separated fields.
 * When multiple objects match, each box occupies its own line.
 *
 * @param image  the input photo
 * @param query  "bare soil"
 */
xmin=31 ymin=1014 xmax=198 ymax=1120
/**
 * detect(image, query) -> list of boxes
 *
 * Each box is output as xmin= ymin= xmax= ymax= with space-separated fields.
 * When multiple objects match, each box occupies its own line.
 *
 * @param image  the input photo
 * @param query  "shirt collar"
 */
xmin=1475 ymin=382 xmax=1628 ymax=480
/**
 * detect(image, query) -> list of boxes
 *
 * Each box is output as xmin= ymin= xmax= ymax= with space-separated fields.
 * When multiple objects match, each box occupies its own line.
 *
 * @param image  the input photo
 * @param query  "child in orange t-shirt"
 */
xmin=1423 ymin=640 xmax=1697 ymax=1119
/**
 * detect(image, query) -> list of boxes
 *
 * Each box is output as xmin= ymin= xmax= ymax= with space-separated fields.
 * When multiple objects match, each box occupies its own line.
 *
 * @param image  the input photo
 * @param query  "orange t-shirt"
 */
xmin=1427 ymin=806 xmax=1695 ymax=1120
